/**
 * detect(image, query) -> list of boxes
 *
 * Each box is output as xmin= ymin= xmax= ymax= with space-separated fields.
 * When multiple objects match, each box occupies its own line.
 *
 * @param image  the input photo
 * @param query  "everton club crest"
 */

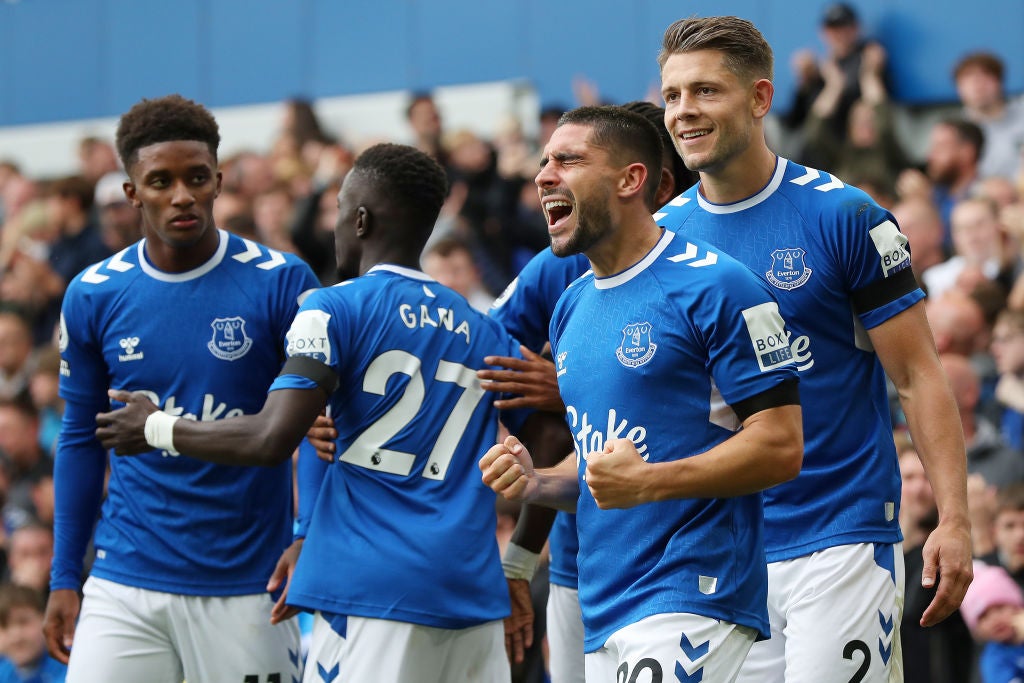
xmin=766 ymin=248 xmax=812 ymax=290
xmin=208 ymin=317 xmax=253 ymax=361
xmin=616 ymin=321 xmax=657 ymax=368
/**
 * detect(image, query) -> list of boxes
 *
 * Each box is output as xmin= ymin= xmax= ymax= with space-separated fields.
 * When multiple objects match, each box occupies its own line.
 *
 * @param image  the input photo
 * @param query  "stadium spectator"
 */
xmin=892 ymin=196 xmax=948 ymax=283
xmin=960 ymin=562 xmax=1024 ymax=682
xmin=252 ymin=181 xmax=298 ymax=253
xmin=421 ymin=234 xmax=495 ymax=312
xmin=91 ymin=171 xmax=140 ymax=253
xmin=45 ymin=176 xmax=110 ymax=291
xmin=0 ymin=584 xmax=66 ymax=683
xmin=0 ymin=312 xmax=34 ymax=403
xmin=26 ymin=348 xmax=61 ymax=458
xmin=405 ymin=91 xmax=447 ymax=166
xmin=927 ymin=288 xmax=988 ymax=357
xmin=939 ymin=353 xmax=1024 ymax=490
xmin=989 ymin=309 xmax=1024 ymax=450
xmin=783 ymin=3 xmax=891 ymax=163
xmin=897 ymin=433 xmax=975 ymax=683
xmin=221 ymin=150 xmax=277 ymax=201
xmin=75 ymin=138 xmax=118 ymax=187
xmin=6 ymin=522 xmax=53 ymax=595
xmin=803 ymin=39 xmax=908 ymax=191
xmin=976 ymin=483 xmax=1024 ymax=590
xmin=0 ymin=399 xmax=51 ymax=535
xmin=954 ymin=52 xmax=1024 ymax=182
xmin=898 ymin=117 xmax=985 ymax=248
xmin=923 ymin=196 xmax=1016 ymax=299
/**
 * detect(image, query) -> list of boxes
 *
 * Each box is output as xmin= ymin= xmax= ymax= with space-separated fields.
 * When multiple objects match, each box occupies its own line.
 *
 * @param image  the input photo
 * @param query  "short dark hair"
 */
xmin=996 ymin=483 xmax=1024 ymax=517
xmin=658 ymin=16 xmax=774 ymax=82
xmin=620 ymin=100 xmax=698 ymax=201
xmin=424 ymin=234 xmax=474 ymax=260
xmin=937 ymin=117 xmax=985 ymax=162
xmin=557 ymin=105 xmax=664 ymax=209
xmin=0 ymin=584 xmax=44 ymax=627
xmin=405 ymin=92 xmax=436 ymax=120
xmin=49 ymin=174 xmax=95 ymax=213
xmin=954 ymin=52 xmax=1005 ymax=84
xmin=115 ymin=94 xmax=220 ymax=173
xmin=352 ymin=143 xmax=449 ymax=223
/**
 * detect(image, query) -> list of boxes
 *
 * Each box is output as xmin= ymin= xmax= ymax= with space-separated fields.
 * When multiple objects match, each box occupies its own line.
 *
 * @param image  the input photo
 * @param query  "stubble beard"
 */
xmin=550 ymin=187 xmax=613 ymax=258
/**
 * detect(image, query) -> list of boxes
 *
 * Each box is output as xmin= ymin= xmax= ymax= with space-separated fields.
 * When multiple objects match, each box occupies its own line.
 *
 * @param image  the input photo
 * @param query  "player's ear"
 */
xmin=355 ymin=206 xmax=371 ymax=238
xmin=214 ymin=170 xmax=223 ymax=198
xmin=123 ymin=181 xmax=142 ymax=209
xmin=654 ymin=167 xmax=676 ymax=207
xmin=619 ymin=162 xmax=648 ymax=200
xmin=752 ymin=78 xmax=774 ymax=120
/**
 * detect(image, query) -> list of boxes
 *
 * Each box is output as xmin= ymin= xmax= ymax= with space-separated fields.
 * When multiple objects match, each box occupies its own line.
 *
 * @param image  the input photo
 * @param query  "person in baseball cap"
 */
xmin=821 ymin=2 xmax=858 ymax=28
xmin=93 ymin=171 xmax=140 ymax=251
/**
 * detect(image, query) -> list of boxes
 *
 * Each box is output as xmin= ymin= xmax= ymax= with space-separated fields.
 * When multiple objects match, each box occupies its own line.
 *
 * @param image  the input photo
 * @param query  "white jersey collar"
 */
xmin=367 ymin=264 xmax=436 ymax=282
xmin=594 ymin=229 xmax=675 ymax=290
xmin=138 ymin=228 xmax=228 ymax=282
xmin=697 ymin=157 xmax=788 ymax=214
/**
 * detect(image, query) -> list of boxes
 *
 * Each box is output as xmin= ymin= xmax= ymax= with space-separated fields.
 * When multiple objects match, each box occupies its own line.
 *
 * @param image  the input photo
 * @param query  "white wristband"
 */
xmin=144 ymin=411 xmax=180 ymax=455
xmin=502 ymin=542 xmax=540 ymax=581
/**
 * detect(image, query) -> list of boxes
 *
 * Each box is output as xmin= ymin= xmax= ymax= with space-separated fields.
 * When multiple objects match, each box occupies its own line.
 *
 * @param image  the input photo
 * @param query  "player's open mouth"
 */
xmin=544 ymin=199 xmax=574 ymax=230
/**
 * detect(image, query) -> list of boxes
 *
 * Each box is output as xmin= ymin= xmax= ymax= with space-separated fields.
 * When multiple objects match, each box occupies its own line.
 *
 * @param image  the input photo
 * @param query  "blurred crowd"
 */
xmin=1 ymin=3 xmax=1024 ymax=680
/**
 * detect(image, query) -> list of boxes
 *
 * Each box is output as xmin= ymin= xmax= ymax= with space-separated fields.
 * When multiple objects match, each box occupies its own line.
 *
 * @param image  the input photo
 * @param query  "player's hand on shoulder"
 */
xmin=95 ymin=389 xmax=160 ymax=455
xmin=585 ymin=439 xmax=654 ymax=509
xmin=478 ymin=346 xmax=565 ymax=414
xmin=479 ymin=435 xmax=536 ymax=501
xmin=42 ymin=589 xmax=80 ymax=664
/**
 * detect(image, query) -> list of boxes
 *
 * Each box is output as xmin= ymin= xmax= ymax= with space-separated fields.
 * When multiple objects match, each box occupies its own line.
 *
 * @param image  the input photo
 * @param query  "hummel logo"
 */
xmin=668 ymin=242 xmax=718 ymax=267
xmin=556 ymin=351 xmax=568 ymax=377
xmin=118 ymin=336 xmax=144 ymax=362
xmin=232 ymin=238 xmax=287 ymax=270
xmin=789 ymin=167 xmax=844 ymax=192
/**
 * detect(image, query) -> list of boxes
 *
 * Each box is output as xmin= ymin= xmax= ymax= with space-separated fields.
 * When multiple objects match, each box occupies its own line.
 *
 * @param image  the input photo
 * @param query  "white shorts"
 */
xmin=585 ymin=612 xmax=756 ymax=683
xmin=546 ymin=583 xmax=585 ymax=683
xmin=303 ymin=611 xmax=509 ymax=683
xmin=735 ymin=542 xmax=905 ymax=683
xmin=67 ymin=576 xmax=302 ymax=683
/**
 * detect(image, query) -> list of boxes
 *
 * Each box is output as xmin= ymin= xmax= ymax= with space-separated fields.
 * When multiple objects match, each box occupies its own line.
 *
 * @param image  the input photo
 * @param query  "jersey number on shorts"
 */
xmin=616 ymin=658 xmax=662 ymax=683
xmin=843 ymin=639 xmax=870 ymax=683
xmin=338 ymin=349 xmax=486 ymax=480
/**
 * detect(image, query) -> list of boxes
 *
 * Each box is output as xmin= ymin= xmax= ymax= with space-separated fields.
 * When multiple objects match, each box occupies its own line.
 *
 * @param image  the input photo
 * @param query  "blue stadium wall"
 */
xmin=0 ymin=0 xmax=1020 ymax=127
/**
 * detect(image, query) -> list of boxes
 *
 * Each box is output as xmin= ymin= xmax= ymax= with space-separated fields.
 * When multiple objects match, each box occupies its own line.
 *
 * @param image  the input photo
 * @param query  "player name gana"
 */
xmin=399 ymin=303 xmax=472 ymax=343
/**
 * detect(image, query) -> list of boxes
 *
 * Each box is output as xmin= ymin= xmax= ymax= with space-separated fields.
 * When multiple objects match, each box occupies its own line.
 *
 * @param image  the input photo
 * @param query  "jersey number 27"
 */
xmin=337 ymin=349 xmax=486 ymax=481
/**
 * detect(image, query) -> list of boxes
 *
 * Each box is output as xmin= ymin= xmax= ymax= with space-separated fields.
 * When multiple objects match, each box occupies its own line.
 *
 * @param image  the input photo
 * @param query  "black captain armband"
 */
xmin=731 ymin=379 xmax=800 ymax=423
xmin=851 ymin=266 xmax=919 ymax=315
xmin=280 ymin=356 xmax=340 ymax=396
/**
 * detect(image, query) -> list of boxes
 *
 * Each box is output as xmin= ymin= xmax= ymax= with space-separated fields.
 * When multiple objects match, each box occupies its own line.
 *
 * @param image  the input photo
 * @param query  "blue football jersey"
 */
xmin=551 ymin=230 xmax=798 ymax=651
xmin=273 ymin=265 xmax=531 ymax=629
xmin=655 ymin=158 xmax=922 ymax=562
xmin=489 ymin=248 xmax=589 ymax=590
xmin=52 ymin=230 xmax=320 ymax=595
